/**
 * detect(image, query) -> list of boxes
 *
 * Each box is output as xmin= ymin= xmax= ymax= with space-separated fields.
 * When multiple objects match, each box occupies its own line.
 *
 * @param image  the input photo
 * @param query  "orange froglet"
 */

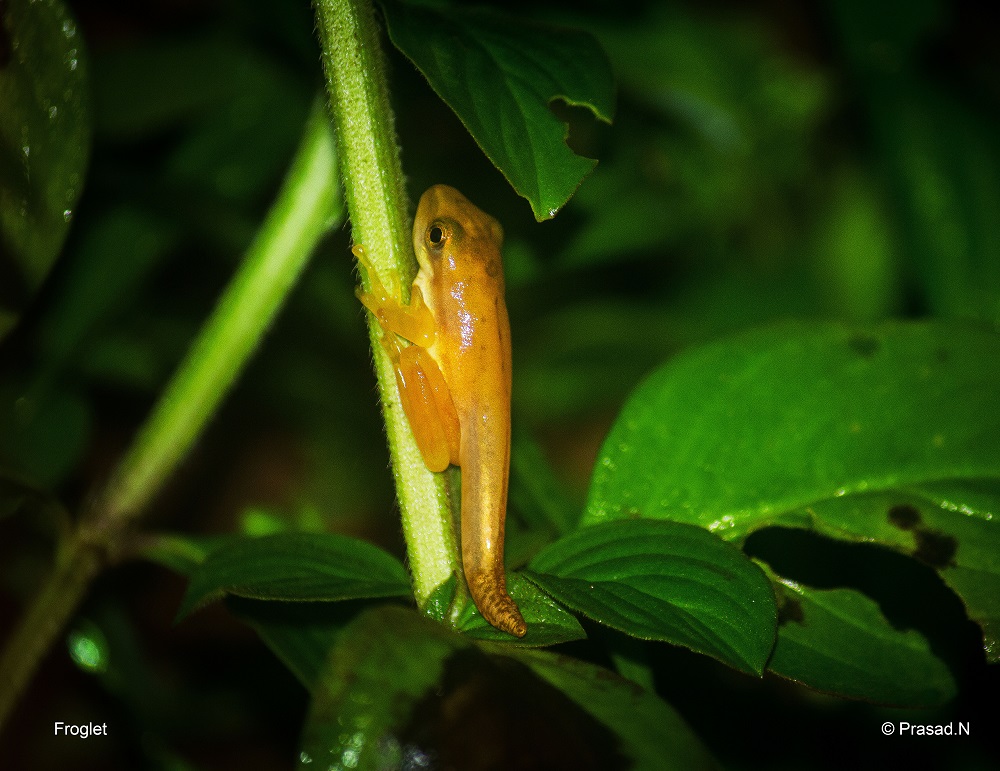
xmin=354 ymin=184 xmax=526 ymax=637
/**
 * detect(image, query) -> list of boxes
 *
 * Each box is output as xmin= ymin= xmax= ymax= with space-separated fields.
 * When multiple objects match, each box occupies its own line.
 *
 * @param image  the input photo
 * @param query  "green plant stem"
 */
xmin=0 ymin=540 xmax=101 ymax=731
xmin=97 ymin=101 xmax=341 ymax=525
xmin=0 ymin=101 xmax=340 ymax=734
xmin=314 ymin=0 xmax=459 ymax=606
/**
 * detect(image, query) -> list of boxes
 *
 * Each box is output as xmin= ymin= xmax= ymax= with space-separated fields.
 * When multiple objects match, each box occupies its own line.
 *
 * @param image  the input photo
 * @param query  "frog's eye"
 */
xmin=426 ymin=221 xmax=448 ymax=251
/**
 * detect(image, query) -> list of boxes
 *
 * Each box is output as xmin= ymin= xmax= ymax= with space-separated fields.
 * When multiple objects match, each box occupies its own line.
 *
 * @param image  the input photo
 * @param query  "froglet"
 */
xmin=354 ymin=184 xmax=527 ymax=637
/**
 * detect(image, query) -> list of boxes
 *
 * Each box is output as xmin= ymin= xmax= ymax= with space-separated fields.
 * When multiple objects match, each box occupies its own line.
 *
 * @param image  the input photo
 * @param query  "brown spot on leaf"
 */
xmin=913 ymin=529 xmax=958 ymax=570
xmin=848 ymin=334 xmax=879 ymax=358
xmin=887 ymin=504 xmax=921 ymax=531
xmin=887 ymin=504 xmax=956 ymax=568
xmin=778 ymin=597 xmax=804 ymax=626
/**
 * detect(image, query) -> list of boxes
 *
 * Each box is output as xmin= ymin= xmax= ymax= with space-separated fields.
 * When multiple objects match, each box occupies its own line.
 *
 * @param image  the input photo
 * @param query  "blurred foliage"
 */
xmin=0 ymin=0 xmax=90 ymax=339
xmin=2 ymin=0 xmax=999 ymax=768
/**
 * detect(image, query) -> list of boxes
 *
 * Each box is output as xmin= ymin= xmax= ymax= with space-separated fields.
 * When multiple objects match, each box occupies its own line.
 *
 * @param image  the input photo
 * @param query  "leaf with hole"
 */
xmin=769 ymin=578 xmax=955 ymax=706
xmin=585 ymin=320 xmax=1000 ymax=665
xmin=381 ymin=0 xmax=614 ymax=220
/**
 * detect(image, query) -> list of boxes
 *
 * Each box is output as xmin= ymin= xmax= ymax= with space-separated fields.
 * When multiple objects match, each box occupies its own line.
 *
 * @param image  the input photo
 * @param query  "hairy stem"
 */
xmin=314 ymin=0 xmax=459 ymax=606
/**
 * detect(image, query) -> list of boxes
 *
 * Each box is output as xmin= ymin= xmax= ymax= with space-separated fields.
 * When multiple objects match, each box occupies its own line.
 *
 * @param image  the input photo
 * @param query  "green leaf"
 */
xmin=585 ymin=320 xmax=1000 ymax=660
xmin=511 ymin=648 xmax=721 ymax=770
xmin=421 ymin=573 xmax=459 ymax=624
xmin=769 ymin=578 xmax=955 ymax=707
xmin=605 ymin=632 xmax=656 ymax=692
xmin=300 ymin=606 xmax=713 ymax=770
xmin=139 ymin=533 xmax=230 ymax=577
xmin=525 ymin=520 xmax=777 ymax=675
xmin=456 ymin=574 xmax=586 ymax=646
xmin=0 ymin=0 xmax=90 ymax=339
xmin=421 ymin=572 xmax=586 ymax=646
xmin=299 ymin=607 xmax=464 ymax=770
xmin=227 ymin=597 xmax=352 ymax=690
xmin=176 ymin=532 xmax=411 ymax=619
xmin=800 ymin=484 xmax=1000 ymax=663
xmin=381 ymin=0 xmax=614 ymax=220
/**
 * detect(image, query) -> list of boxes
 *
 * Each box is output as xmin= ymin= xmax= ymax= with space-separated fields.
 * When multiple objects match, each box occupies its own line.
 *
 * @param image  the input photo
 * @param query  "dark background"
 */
xmin=2 ymin=0 xmax=999 ymax=768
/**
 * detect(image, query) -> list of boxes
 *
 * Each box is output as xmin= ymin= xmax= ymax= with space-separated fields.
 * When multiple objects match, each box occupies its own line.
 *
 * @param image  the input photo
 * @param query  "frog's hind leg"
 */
xmin=392 ymin=343 xmax=460 ymax=472
xmin=353 ymin=243 xmax=456 ymax=469
xmin=353 ymin=244 xmax=434 ymax=347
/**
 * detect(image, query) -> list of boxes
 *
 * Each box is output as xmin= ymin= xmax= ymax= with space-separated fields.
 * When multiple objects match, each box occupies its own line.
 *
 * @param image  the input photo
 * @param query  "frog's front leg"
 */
xmin=354 ymin=244 xmax=460 ymax=472
xmin=353 ymin=244 xmax=435 ymax=347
